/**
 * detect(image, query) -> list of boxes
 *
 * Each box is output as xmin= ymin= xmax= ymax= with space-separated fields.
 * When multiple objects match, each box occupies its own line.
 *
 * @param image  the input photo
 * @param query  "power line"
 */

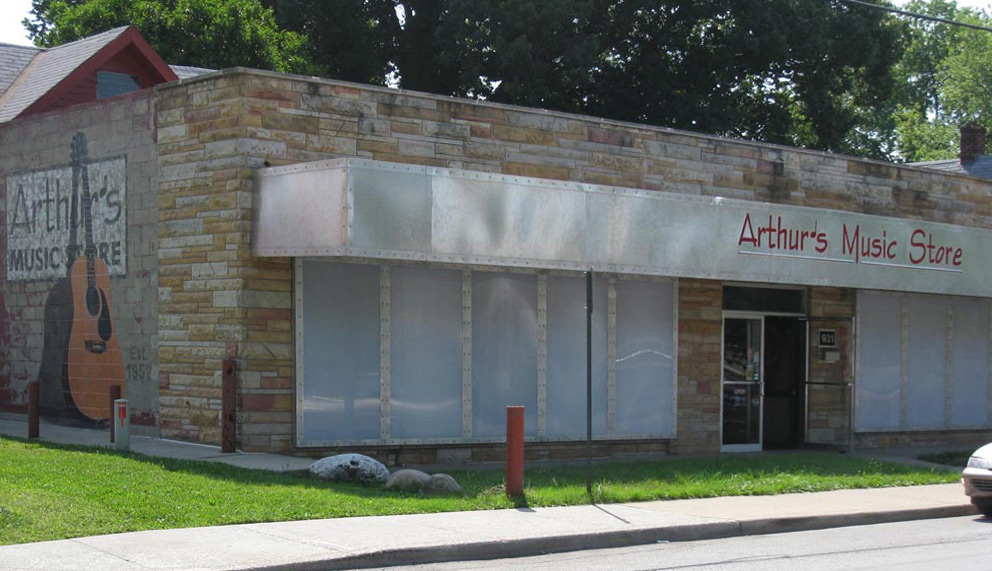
xmin=835 ymin=0 xmax=992 ymax=33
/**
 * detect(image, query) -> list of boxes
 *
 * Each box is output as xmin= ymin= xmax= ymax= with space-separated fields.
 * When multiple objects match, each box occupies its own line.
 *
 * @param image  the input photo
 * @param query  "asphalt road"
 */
xmin=378 ymin=515 xmax=992 ymax=571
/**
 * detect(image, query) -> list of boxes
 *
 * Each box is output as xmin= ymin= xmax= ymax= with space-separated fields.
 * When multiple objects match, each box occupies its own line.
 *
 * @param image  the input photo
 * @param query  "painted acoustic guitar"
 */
xmin=66 ymin=133 xmax=125 ymax=421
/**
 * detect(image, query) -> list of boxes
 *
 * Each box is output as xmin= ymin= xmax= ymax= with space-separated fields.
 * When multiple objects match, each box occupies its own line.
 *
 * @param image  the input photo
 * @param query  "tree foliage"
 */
xmin=26 ymin=0 xmax=918 ymax=159
xmin=274 ymin=0 xmax=904 ymax=157
xmin=25 ymin=0 xmax=315 ymax=73
xmin=892 ymin=0 xmax=992 ymax=161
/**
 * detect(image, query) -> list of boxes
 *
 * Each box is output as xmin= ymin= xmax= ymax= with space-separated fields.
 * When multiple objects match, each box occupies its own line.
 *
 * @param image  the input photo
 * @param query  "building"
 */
xmin=2 ymin=28 xmax=991 ymax=463
xmin=912 ymin=125 xmax=992 ymax=181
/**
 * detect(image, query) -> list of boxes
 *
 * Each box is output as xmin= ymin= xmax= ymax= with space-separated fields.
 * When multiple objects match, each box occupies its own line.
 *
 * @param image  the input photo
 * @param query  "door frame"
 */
xmin=721 ymin=311 xmax=765 ymax=453
xmin=721 ymin=310 xmax=807 ymax=453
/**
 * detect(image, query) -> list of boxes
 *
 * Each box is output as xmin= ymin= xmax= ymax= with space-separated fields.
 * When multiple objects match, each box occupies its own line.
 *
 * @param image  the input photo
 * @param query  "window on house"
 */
xmin=97 ymin=71 xmax=141 ymax=99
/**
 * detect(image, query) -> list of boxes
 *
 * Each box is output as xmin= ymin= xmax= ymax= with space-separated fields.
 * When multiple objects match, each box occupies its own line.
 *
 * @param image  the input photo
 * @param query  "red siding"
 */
xmin=45 ymin=45 xmax=165 ymax=114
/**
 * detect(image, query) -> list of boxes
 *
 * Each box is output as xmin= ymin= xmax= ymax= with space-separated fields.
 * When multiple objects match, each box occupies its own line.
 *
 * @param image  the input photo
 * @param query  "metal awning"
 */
xmin=253 ymin=158 xmax=992 ymax=298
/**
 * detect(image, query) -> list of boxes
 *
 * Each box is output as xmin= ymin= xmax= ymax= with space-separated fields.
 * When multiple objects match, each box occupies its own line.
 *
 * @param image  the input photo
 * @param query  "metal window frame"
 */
xmin=294 ymin=258 xmax=679 ymax=447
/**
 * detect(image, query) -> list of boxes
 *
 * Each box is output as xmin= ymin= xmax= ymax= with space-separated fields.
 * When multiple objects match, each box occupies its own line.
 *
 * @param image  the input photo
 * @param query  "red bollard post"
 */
xmin=27 ymin=382 xmax=39 ymax=439
xmin=109 ymin=384 xmax=122 ymax=442
xmin=222 ymin=359 xmax=237 ymax=453
xmin=506 ymin=406 xmax=525 ymax=497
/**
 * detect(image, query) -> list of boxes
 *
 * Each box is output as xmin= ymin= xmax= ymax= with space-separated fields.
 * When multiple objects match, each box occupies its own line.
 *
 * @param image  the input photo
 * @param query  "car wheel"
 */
xmin=972 ymin=498 xmax=992 ymax=518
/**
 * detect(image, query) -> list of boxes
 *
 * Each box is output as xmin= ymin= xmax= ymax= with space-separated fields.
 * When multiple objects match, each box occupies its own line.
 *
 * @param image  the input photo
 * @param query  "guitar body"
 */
xmin=66 ymin=247 xmax=125 ymax=421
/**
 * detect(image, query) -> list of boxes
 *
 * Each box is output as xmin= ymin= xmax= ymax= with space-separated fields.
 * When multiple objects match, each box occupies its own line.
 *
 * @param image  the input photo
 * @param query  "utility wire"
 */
xmin=835 ymin=0 xmax=992 ymax=33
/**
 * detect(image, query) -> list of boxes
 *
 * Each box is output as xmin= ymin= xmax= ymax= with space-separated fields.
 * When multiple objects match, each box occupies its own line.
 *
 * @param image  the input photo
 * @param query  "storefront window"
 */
xmin=298 ymin=261 xmax=677 ymax=445
xmin=390 ymin=266 xmax=463 ymax=439
xmin=952 ymin=298 xmax=990 ymax=427
xmin=857 ymin=291 xmax=992 ymax=432
xmin=723 ymin=286 xmax=804 ymax=313
xmin=546 ymin=275 xmax=608 ymax=438
xmin=616 ymin=279 xmax=675 ymax=436
xmin=471 ymin=272 xmax=539 ymax=438
xmin=300 ymin=262 xmax=381 ymax=441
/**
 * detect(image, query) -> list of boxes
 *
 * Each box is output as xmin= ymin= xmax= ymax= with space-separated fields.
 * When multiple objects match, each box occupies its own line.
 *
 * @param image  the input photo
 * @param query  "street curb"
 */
xmin=252 ymin=504 xmax=979 ymax=571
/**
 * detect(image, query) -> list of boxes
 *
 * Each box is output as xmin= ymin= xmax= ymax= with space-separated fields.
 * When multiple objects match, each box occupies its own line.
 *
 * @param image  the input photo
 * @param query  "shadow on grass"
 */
xmin=1 ymin=435 xmax=953 ymax=504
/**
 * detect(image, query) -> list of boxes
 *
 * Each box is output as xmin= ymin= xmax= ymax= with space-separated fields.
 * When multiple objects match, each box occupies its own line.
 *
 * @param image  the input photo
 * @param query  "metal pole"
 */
xmin=586 ymin=270 xmax=593 ymax=496
xmin=27 ymin=381 xmax=39 ymax=439
xmin=222 ymin=359 xmax=237 ymax=453
xmin=109 ymin=384 xmax=121 ymax=443
xmin=506 ymin=406 xmax=525 ymax=497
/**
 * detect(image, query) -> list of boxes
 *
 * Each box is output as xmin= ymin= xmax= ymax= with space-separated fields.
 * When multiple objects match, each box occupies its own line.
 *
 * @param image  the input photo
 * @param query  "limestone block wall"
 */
xmin=805 ymin=287 xmax=856 ymax=447
xmin=673 ymin=280 xmax=722 ymax=455
xmin=0 ymin=92 xmax=160 ymax=430
xmin=154 ymin=69 xmax=992 ymax=453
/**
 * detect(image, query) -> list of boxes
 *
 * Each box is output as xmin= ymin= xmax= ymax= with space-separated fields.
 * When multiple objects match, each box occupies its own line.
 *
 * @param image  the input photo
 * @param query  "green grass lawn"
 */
xmin=0 ymin=436 xmax=959 ymax=546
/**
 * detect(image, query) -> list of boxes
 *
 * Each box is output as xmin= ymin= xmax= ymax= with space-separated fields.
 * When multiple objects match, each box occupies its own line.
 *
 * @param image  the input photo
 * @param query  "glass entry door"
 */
xmin=722 ymin=316 xmax=763 ymax=451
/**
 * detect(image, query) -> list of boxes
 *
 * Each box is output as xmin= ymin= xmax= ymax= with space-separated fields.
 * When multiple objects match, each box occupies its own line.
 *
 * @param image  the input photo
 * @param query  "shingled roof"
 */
xmin=0 ymin=42 xmax=41 ymax=96
xmin=911 ymin=156 xmax=992 ymax=181
xmin=0 ymin=26 xmax=177 ymax=123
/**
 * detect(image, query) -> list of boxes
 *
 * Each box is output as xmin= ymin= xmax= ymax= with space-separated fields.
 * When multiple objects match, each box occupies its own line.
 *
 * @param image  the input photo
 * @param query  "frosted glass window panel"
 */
xmin=615 ymin=280 xmax=675 ymax=436
xmin=951 ymin=298 xmax=990 ymax=427
xmin=472 ymin=272 xmax=539 ymax=438
xmin=301 ymin=262 xmax=380 ymax=442
xmin=546 ymin=275 xmax=608 ymax=438
xmin=906 ymin=295 xmax=947 ymax=428
xmin=856 ymin=293 xmax=902 ymax=430
xmin=390 ymin=267 xmax=463 ymax=439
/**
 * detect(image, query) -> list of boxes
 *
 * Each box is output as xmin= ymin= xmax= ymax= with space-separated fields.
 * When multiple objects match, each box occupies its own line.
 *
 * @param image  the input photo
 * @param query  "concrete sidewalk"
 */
xmin=0 ymin=414 xmax=313 ymax=472
xmin=0 ymin=416 xmax=980 ymax=571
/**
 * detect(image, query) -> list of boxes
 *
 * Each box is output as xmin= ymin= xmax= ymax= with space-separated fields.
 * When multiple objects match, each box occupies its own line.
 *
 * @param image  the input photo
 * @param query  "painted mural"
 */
xmin=6 ymin=133 xmax=127 ymax=423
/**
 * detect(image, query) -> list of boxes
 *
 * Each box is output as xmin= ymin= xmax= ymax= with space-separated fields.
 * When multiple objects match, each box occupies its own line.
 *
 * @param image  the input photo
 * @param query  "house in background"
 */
xmin=912 ymin=125 xmax=992 ymax=181
xmin=2 ymin=27 xmax=992 ymax=462
xmin=0 ymin=26 xmax=178 ymax=123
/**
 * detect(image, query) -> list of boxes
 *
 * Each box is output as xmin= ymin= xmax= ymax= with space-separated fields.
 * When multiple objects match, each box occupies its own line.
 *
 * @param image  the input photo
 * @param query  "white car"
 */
xmin=963 ymin=443 xmax=992 ymax=517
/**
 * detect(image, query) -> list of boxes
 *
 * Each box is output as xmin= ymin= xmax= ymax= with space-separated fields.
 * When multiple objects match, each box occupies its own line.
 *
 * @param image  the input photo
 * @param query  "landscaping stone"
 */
xmin=385 ymin=469 xmax=431 ymax=491
xmin=419 ymin=473 xmax=462 ymax=495
xmin=309 ymin=454 xmax=389 ymax=484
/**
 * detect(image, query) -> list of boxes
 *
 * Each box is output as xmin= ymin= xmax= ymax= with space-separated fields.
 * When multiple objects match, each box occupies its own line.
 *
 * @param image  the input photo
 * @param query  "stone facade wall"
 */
xmin=805 ymin=287 xmax=856 ymax=447
xmin=154 ymin=69 xmax=992 ymax=453
xmin=0 ymin=92 xmax=160 ymax=431
xmin=673 ymin=280 xmax=722 ymax=454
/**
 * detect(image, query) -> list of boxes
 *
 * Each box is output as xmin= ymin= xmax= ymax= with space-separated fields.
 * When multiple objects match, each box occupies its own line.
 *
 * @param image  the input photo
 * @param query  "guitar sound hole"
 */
xmin=98 ymin=289 xmax=113 ymax=342
xmin=86 ymin=286 xmax=100 ymax=316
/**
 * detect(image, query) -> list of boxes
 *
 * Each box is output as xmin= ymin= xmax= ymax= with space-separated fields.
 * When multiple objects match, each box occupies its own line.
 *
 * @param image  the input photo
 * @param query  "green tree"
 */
xmin=266 ymin=0 xmax=395 ymax=85
xmin=28 ymin=0 xmax=908 ymax=159
xmin=892 ymin=0 xmax=992 ymax=161
xmin=585 ymin=0 xmax=904 ymax=158
xmin=25 ymin=0 xmax=316 ymax=74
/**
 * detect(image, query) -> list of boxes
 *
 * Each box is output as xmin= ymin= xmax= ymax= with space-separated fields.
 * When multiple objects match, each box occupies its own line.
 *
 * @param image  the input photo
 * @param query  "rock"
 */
xmin=385 ymin=469 xmax=431 ymax=492
xmin=419 ymin=473 xmax=462 ymax=495
xmin=309 ymin=454 xmax=389 ymax=484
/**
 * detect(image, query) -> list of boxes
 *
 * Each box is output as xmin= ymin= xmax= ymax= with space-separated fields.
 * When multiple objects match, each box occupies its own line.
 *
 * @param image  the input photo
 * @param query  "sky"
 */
xmin=1 ymin=0 xmax=992 ymax=46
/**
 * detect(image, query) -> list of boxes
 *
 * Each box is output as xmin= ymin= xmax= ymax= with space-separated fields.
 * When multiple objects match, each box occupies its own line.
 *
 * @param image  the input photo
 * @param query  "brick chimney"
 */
xmin=960 ymin=125 xmax=986 ymax=163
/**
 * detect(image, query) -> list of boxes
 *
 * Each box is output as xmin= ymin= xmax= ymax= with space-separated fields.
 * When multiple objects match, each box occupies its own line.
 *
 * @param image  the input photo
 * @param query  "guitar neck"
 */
xmin=79 ymin=162 xmax=97 ymax=287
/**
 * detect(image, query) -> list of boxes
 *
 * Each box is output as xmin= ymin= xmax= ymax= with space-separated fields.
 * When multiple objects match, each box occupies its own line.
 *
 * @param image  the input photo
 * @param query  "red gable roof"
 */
xmin=0 ymin=26 xmax=178 ymax=123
